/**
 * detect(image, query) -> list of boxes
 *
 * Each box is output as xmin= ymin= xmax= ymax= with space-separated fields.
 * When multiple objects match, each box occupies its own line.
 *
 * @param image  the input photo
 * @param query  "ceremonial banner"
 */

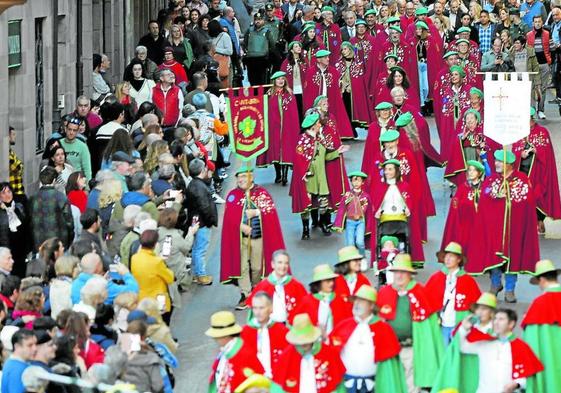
xmin=226 ymin=86 xmax=269 ymax=161
xmin=483 ymin=72 xmax=531 ymax=145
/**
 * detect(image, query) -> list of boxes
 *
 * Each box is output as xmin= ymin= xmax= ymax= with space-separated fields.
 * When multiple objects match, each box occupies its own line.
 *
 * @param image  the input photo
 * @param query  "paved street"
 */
xmin=171 ymin=107 xmax=561 ymax=392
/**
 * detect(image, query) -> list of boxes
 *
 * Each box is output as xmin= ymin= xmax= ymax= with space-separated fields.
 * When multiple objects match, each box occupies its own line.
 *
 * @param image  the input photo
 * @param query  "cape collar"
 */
xmin=313 ymin=292 xmax=335 ymax=302
xmin=268 ymin=272 xmax=292 ymax=286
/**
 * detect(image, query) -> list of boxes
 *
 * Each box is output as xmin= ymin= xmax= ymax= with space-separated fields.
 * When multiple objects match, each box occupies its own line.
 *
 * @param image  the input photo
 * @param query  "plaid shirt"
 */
xmin=478 ymin=24 xmax=494 ymax=53
xmin=9 ymin=149 xmax=24 ymax=195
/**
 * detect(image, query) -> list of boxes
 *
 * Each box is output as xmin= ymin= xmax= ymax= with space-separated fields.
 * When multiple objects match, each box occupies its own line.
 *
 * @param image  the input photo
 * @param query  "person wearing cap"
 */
xmin=509 ymin=8 xmax=531 ymax=39
xmin=425 ymin=242 xmax=481 ymax=346
xmin=433 ymin=51 xmax=458 ymax=112
xmin=274 ymin=313 xmax=346 ymax=392
xmin=256 ymin=71 xmax=300 ymax=186
xmin=468 ymin=86 xmax=484 ymax=114
xmin=349 ymin=21 xmax=377 ymax=84
xmin=512 ymin=109 xmax=561 ymax=233
xmin=298 ymin=23 xmax=324 ymax=63
xmin=372 ymin=25 xmax=406 ymax=86
xmin=152 ymin=69 xmax=184 ymax=128
xmin=376 ymin=66 xmax=421 ymax=112
xmin=404 ymin=6 xmax=439 ymax=41
xmin=240 ymin=292 xmax=289 ymax=378
xmin=280 ymin=41 xmax=308 ymax=120
xmin=361 ymin=102 xmax=394 ymax=173
xmin=235 ymin=371 xmax=275 ymax=393
xmin=330 ymin=284 xmax=407 ymax=393
xmin=521 ymin=259 xmax=561 ymax=392
xmin=333 ymin=246 xmax=372 ymax=303
xmin=291 ymin=264 xmax=352 ymax=337
xmin=449 ymin=27 xmax=481 ymax=62
xmin=467 ymin=149 xmax=540 ymax=303
xmin=207 ymin=311 xmax=265 ymax=392
xmin=110 ymin=151 xmax=136 ymax=193
xmin=364 ymin=9 xmax=379 ymax=37
xmin=333 ymin=174 xmax=373 ymax=257
xmin=246 ymin=250 xmax=307 ymax=323
xmin=29 ymin=330 xmax=56 ymax=373
xmin=221 ymin=167 xmax=285 ymax=310
xmin=335 ymin=42 xmax=374 ymax=127
xmin=158 ymin=47 xmax=189 ymax=87
xmin=263 ymin=3 xmax=283 ymax=51
xmin=376 ymin=253 xmax=443 ymax=391
xmin=455 ymin=38 xmax=483 ymax=87
xmin=316 ymin=6 xmax=343 ymax=60
xmin=243 ymin=11 xmax=277 ymax=85
xmin=375 ymin=53 xmax=399 ymax=91
xmin=302 ymin=48 xmax=355 ymax=140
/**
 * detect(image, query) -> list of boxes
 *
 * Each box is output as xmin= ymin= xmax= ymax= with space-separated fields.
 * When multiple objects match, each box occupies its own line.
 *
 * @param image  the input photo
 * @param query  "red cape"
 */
xmin=377 ymin=281 xmax=438 ymax=321
xmin=350 ymin=34 xmax=378 ymax=95
xmin=158 ymin=61 xmax=188 ymax=85
xmin=220 ymin=186 xmax=286 ymax=283
xmin=290 ymin=293 xmax=352 ymax=327
xmin=466 ymin=171 xmax=540 ymax=274
xmin=334 ymin=56 xmax=374 ymax=124
xmin=333 ymin=273 xmax=372 ymax=303
xmin=521 ymin=289 xmax=561 ymax=327
xmin=403 ymin=34 xmax=444 ymax=100
xmin=425 ymin=269 xmax=481 ymax=312
xmin=240 ymin=322 xmax=289 ymax=375
xmin=377 ymin=83 xmax=421 ymax=112
xmin=332 ymin=189 xmax=374 ymax=235
xmin=372 ymin=38 xmax=408 ymax=84
xmin=361 ymin=119 xmax=395 ymax=174
xmin=315 ymin=22 xmax=343 ymax=63
xmin=280 ymin=58 xmax=310 ymax=90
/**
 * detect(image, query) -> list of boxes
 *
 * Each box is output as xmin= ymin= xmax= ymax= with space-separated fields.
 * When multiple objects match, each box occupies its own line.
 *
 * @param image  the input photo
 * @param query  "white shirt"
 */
xmin=459 ymin=327 xmax=526 ymax=393
xmin=341 ymin=317 xmax=376 ymax=376
xmin=299 ymin=353 xmax=318 ymax=393
xmin=317 ymin=297 xmax=333 ymax=335
xmin=215 ymin=339 xmax=236 ymax=386
xmin=346 ymin=275 xmax=358 ymax=295
xmin=380 ymin=184 xmax=406 ymax=214
xmin=129 ymin=78 xmax=156 ymax=106
xmin=271 ymin=283 xmax=288 ymax=323
xmin=347 ymin=26 xmax=356 ymax=38
xmin=440 ymin=269 xmax=459 ymax=327
xmin=257 ymin=325 xmax=272 ymax=377
xmin=318 ymin=66 xmax=328 ymax=96
xmin=96 ymin=121 xmax=128 ymax=141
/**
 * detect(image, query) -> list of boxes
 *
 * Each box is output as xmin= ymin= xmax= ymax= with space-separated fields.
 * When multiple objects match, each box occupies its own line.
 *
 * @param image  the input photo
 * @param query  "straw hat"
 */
xmin=530 ymin=259 xmax=561 ymax=285
xmin=387 ymin=254 xmax=417 ymax=274
xmin=350 ymin=285 xmax=377 ymax=303
xmin=335 ymin=246 xmax=363 ymax=265
xmin=475 ymin=292 xmax=497 ymax=309
xmin=436 ymin=242 xmax=467 ymax=265
xmin=310 ymin=264 xmax=338 ymax=283
xmin=234 ymin=371 xmax=272 ymax=393
xmin=205 ymin=311 xmax=242 ymax=338
xmin=286 ymin=313 xmax=322 ymax=345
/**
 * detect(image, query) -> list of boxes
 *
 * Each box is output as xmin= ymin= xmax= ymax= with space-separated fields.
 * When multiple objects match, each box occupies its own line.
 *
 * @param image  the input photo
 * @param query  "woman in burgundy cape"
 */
xmin=298 ymin=24 xmax=326 ymax=64
xmin=376 ymin=66 xmax=421 ymax=111
xmin=280 ymin=41 xmax=309 ymax=121
xmin=361 ymin=101 xmax=395 ymax=173
xmin=372 ymin=26 xmax=408 ymax=87
xmin=350 ymin=20 xmax=378 ymax=93
xmin=257 ymin=72 xmax=301 ymax=186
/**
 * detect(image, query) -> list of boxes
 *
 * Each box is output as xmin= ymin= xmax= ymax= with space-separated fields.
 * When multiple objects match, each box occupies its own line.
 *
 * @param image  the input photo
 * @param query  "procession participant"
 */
xmin=206 ymin=311 xmax=265 ymax=393
xmin=290 ymin=111 xmax=349 ymax=239
xmin=330 ymin=285 xmax=408 ymax=393
xmin=522 ymin=259 xmax=561 ymax=393
xmin=433 ymin=51 xmax=459 ymax=127
xmin=369 ymin=159 xmax=425 ymax=266
xmin=376 ymin=254 xmax=444 ymax=392
xmin=404 ymin=7 xmax=440 ymax=41
xmin=246 ymin=250 xmax=308 ymax=324
xmin=257 ymin=71 xmax=300 ymax=186
xmin=513 ymin=108 xmax=561 ymax=233
xmin=335 ymin=42 xmax=373 ymax=128
xmin=333 ymin=246 xmax=371 ymax=303
xmin=349 ymin=20 xmax=378 ymax=92
xmin=274 ymin=313 xmax=346 ymax=392
xmin=220 ymin=167 xmax=286 ymax=311
xmin=458 ymin=309 xmax=544 ymax=393
xmin=291 ymin=264 xmax=352 ymax=338
xmin=468 ymin=87 xmax=484 ymax=116
xmin=467 ymin=150 xmax=540 ymax=304
xmin=303 ymin=50 xmax=355 ymax=138
xmin=375 ymin=54 xmax=399 ymax=87
xmin=234 ymin=372 xmax=274 ymax=393
xmin=425 ymin=242 xmax=482 ymax=346
xmin=333 ymin=172 xmax=373 ymax=257
xmin=449 ymin=26 xmax=481 ymax=62
xmin=376 ymin=66 xmax=420 ymax=110
xmin=316 ymin=6 xmax=343 ymax=62
xmin=280 ymin=41 xmax=309 ymax=121
xmin=373 ymin=26 xmax=407 ymax=88
xmin=240 ymin=292 xmax=289 ymax=378
xmin=299 ymin=24 xmax=325 ymax=63
xmin=441 ymin=160 xmax=488 ymax=255
xmin=361 ymin=102 xmax=394 ymax=174
xmin=454 ymin=38 xmax=482 ymax=88
xmin=364 ymin=9 xmax=379 ymax=37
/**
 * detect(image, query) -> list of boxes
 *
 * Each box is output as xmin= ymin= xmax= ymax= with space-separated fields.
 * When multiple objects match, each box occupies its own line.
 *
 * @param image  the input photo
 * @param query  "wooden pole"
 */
xmin=220 ymin=84 xmax=274 ymax=92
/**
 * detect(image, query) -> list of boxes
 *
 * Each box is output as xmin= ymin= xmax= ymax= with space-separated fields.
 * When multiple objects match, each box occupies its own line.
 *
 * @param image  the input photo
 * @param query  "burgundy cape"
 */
xmin=376 ymin=82 xmax=421 ymax=111
xmin=316 ymin=22 xmax=343 ymax=63
xmin=466 ymin=171 xmax=540 ymax=274
xmin=400 ymin=15 xmax=416 ymax=33
xmin=449 ymin=40 xmax=481 ymax=62
xmin=372 ymin=39 xmax=409 ymax=91
xmin=280 ymin=58 xmax=309 ymax=89
xmin=334 ymin=56 xmax=374 ymax=124
xmin=220 ymin=186 xmax=286 ymax=283
xmin=303 ymin=64 xmax=354 ymax=138
xmin=433 ymin=67 xmax=452 ymax=130
xmin=350 ymin=34 xmax=378 ymax=93
xmin=403 ymin=35 xmax=444 ymax=100
xmin=362 ymin=119 xmax=395 ymax=173
xmin=459 ymin=54 xmax=483 ymax=88
xmin=332 ymin=188 xmax=374 ymax=236
xmin=404 ymin=18 xmax=440 ymax=41
xmin=425 ymin=269 xmax=481 ymax=312
xmin=368 ymin=178 xmax=425 ymax=265
xmin=513 ymin=123 xmax=561 ymax=219
xmin=257 ymin=89 xmax=300 ymax=166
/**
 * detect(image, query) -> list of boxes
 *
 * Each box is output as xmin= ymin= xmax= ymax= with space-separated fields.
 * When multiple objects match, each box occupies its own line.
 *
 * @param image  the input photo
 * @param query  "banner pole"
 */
xmin=220 ymin=84 xmax=274 ymax=92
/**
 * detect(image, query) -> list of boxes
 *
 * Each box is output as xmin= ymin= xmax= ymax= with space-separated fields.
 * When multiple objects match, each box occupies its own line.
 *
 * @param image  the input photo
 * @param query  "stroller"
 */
xmin=375 ymin=217 xmax=410 ymax=287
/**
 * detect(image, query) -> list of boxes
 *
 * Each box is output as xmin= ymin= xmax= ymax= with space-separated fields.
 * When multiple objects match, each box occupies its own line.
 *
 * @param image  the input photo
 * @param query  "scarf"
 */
xmin=1 ymin=201 xmax=22 ymax=232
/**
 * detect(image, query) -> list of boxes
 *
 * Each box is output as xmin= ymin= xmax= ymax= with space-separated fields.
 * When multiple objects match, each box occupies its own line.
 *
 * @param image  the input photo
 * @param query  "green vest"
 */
xmin=246 ymin=27 xmax=271 ymax=58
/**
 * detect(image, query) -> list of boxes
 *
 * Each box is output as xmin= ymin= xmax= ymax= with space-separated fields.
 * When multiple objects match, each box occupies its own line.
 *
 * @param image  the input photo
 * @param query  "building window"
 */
xmin=8 ymin=20 xmax=22 ymax=69
xmin=35 ymin=18 xmax=45 ymax=153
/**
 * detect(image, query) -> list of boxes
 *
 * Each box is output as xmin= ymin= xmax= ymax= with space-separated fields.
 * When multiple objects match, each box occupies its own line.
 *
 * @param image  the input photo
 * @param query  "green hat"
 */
xmin=235 ymin=166 xmax=254 ymax=176
xmin=380 ymin=235 xmax=399 ymax=247
xmin=288 ymin=41 xmax=301 ymax=50
xmin=321 ymin=5 xmax=335 ymax=13
xmin=379 ymin=129 xmax=400 ymax=142
xmin=464 ymin=108 xmax=481 ymax=122
xmin=310 ymin=264 xmax=338 ymax=283
xmin=415 ymin=21 xmax=429 ymax=30
xmin=415 ymin=7 xmax=428 ymax=15
xmin=302 ymin=24 xmax=315 ymax=34
xmin=388 ymin=253 xmax=417 ymax=273
xmin=530 ymin=107 xmax=536 ymax=117
xmin=456 ymin=38 xmax=470 ymax=45
xmin=355 ymin=19 xmax=367 ymax=26
xmin=313 ymin=95 xmax=327 ymax=108
xmin=450 ymin=65 xmax=466 ymax=78
xmin=530 ymin=259 xmax=561 ymax=284
xmin=270 ymin=71 xmax=286 ymax=80
xmin=364 ymin=9 xmax=377 ymax=17
xmin=336 ymin=246 xmax=363 ymax=265
xmin=341 ymin=41 xmax=354 ymax=51
xmin=384 ymin=53 xmax=399 ymax=62
xmin=315 ymin=49 xmax=331 ymax=58
xmin=436 ymin=241 xmax=467 ymax=265
xmin=375 ymin=101 xmax=393 ymax=110
xmin=395 ymin=112 xmax=413 ymax=127
xmin=234 ymin=372 xmax=271 ymax=393
xmin=387 ymin=16 xmax=400 ymax=23
xmin=476 ymin=292 xmax=497 ymax=309
xmin=389 ymin=25 xmax=402 ymax=33
xmin=286 ymin=313 xmax=322 ymax=344
xmin=470 ymin=87 xmax=483 ymax=98
xmin=443 ymin=50 xmax=458 ymax=59
xmin=302 ymin=112 xmax=320 ymax=129
xmin=348 ymin=170 xmax=368 ymax=179
xmin=382 ymin=158 xmax=401 ymax=167
xmin=466 ymin=160 xmax=485 ymax=173
xmin=494 ymin=149 xmax=516 ymax=164
xmin=350 ymin=285 xmax=378 ymax=303
xmin=457 ymin=27 xmax=471 ymax=34
xmin=390 ymin=65 xmax=404 ymax=73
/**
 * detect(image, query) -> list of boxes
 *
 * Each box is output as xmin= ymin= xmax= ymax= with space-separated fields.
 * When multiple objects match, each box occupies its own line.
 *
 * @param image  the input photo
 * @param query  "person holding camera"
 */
xmin=481 ymin=37 xmax=514 ymax=72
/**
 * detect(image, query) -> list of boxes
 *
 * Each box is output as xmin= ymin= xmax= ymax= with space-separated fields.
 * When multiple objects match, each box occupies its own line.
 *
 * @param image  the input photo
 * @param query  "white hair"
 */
xmin=133 ymin=212 xmax=152 ymax=228
xmin=123 ymin=205 xmax=142 ymax=227
xmin=0 ymin=247 xmax=11 ymax=260
xmin=135 ymin=45 xmax=148 ymax=54
xmin=80 ymin=275 xmax=108 ymax=306
xmin=138 ymin=219 xmax=158 ymax=234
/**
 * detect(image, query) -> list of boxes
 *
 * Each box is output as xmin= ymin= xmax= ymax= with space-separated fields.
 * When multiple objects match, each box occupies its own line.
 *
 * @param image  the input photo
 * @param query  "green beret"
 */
xmin=384 ymin=53 xmax=399 ymax=62
xmin=396 ymin=112 xmax=414 ymax=127
xmin=364 ymin=9 xmax=377 ymax=17
xmin=494 ymin=149 xmax=516 ymax=164
xmin=387 ymin=16 xmax=400 ymax=23
xmin=389 ymin=25 xmax=403 ymax=33
xmin=348 ymin=171 xmax=368 ymax=179
xmin=302 ymin=24 xmax=315 ymax=34
xmin=382 ymin=158 xmax=401 ymax=167
xmin=443 ymin=51 xmax=458 ymax=59
xmin=416 ymin=21 xmax=429 ymax=30
xmin=341 ymin=41 xmax=354 ymax=51
xmin=530 ymin=107 xmax=536 ymax=117
xmin=466 ymin=160 xmax=485 ymax=173
xmin=270 ymin=71 xmax=286 ymax=80
xmin=464 ymin=108 xmax=481 ymax=122
xmin=375 ymin=101 xmax=393 ymax=110
xmin=470 ymin=87 xmax=483 ymax=98
xmin=457 ymin=27 xmax=471 ymax=34
xmin=302 ymin=112 xmax=320 ymax=128
xmin=415 ymin=7 xmax=428 ymax=15
xmin=450 ymin=65 xmax=466 ymax=78
xmin=315 ymin=49 xmax=331 ymax=58
xmin=456 ymin=38 xmax=470 ymax=45
xmin=390 ymin=65 xmax=405 ymax=73
xmin=313 ymin=95 xmax=327 ymax=108
xmin=321 ymin=5 xmax=335 ymax=13
xmin=288 ymin=41 xmax=301 ymax=50
xmin=380 ymin=235 xmax=399 ymax=247
xmin=355 ymin=19 xmax=367 ymax=26
xmin=379 ymin=129 xmax=400 ymax=142
xmin=235 ymin=166 xmax=254 ymax=176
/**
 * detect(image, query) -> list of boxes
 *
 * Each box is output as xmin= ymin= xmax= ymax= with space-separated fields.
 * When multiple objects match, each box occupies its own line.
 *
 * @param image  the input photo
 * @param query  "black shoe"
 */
xmin=235 ymin=294 xmax=248 ymax=310
xmin=281 ymin=165 xmax=289 ymax=186
xmin=319 ymin=213 xmax=332 ymax=236
xmin=311 ymin=209 xmax=319 ymax=228
xmin=301 ymin=218 xmax=310 ymax=240
xmin=274 ymin=163 xmax=282 ymax=184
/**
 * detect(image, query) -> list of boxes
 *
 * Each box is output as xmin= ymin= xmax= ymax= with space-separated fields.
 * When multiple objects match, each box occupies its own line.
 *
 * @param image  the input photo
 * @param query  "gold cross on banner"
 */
xmin=492 ymin=87 xmax=509 ymax=111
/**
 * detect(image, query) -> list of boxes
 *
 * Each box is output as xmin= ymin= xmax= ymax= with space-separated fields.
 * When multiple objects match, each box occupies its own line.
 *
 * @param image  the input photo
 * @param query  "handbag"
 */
xmin=213 ymin=34 xmax=231 ymax=79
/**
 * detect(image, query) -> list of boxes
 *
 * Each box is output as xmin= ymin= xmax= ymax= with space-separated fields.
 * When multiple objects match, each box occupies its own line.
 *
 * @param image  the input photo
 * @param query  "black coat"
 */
xmin=185 ymin=177 xmax=218 ymax=228
xmin=0 ymin=202 xmax=29 ymax=278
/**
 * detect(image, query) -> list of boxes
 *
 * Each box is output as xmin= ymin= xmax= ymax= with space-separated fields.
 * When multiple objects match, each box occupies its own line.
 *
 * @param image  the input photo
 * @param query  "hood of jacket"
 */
xmin=121 ymin=191 xmax=150 ymax=207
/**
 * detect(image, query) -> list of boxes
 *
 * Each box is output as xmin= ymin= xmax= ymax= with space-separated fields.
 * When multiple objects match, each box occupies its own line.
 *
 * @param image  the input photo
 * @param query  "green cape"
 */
xmin=523 ymin=324 xmax=561 ymax=393
xmin=412 ymin=313 xmax=445 ymax=387
xmin=377 ymin=356 xmax=408 ymax=393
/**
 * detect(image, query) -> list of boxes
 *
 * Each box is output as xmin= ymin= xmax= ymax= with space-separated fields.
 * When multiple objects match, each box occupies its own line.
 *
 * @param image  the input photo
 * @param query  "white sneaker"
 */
xmin=538 ymin=111 xmax=547 ymax=119
xmin=212 ymin=193 xmax=226 ymax=204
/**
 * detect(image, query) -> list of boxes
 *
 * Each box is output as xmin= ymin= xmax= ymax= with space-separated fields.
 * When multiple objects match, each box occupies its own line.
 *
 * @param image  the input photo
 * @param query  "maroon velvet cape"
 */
xmin=361 ymin=118 xmax=395 ymax=173
xmin=377 ymin=82 xmax=421 ymax=111
xmin=403 ymin=35 xmax=444 ymax=101
xmin=513 ymin=123 xmax=561 ymax=219
xmin=459 ymin=54 xmax=483 ymax=89
xmin=302 ymin=64 xmax=355 ymax=138
xmin=372 ymin=39 xmax=409 ymax=91
xmin=220 ymin=185 xmax=286 ymax=283
xmin=280 ymin=58 xmax=309 ymax=89
xmin=257 ymin=89 xmax=300 ymax=166
xmin=334 ymin=56 xmax=374 ymax=125
xmin=350 ymin=34 xmax=378 ymax=94
xmin=332 ymin=188 xmax=374 ymax=236
xmin=465 ymin=171 xmax=540 ymax=274
xmin=404 ymin=18 xmax=440 ymax=41
xmin=315 ymin=22 xmax=343 ymax=63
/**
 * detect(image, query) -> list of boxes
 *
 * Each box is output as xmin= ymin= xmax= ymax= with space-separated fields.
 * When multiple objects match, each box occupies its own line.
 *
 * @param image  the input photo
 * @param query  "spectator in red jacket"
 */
xmin=152 ymin=69 xmax=184 ymax=128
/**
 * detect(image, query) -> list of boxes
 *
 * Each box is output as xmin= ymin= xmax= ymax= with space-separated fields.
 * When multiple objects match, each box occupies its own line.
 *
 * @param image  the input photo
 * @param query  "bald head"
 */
xmin=81 ymin=253 xmax=103 ymax=275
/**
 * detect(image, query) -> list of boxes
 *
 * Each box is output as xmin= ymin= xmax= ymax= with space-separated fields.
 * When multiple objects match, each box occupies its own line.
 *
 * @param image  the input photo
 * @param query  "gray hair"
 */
xmin=141 ymin=113 xmax=159 ymax=128
xmin=160 ymin=69 xmax=173 ymax=79
xmin=76 ymin=95 xmax=91 ymax=106
xmin=182 ymin=104 xmax=196 ymax=118
xmin=303 ymin=5 xmax=315 ymax=13
xmin=133 ymin=212 xmax=152 ymax=228
xmin=95 ymin=169 xmax=115 ymax=184
xmin=272 ymin=249 xmax=290 ymax=262
xmin=129 ymin=171 xmax=149 ymax=191
xmin=158 ymin=153 xmax=174 ymax=165
xmin=390 ymin=86 xmax=406 ymax=96
xmin=188 ymin=158 xmax=206 ymax=177
xmin=158 ymin=164 xmax=176 ymax=180
xmin=21 ymin=366 xmax=50 ymax=391
xmin=0 ymin=247 xmax=11 ymax=261
xmin=123 ymin=205 xmax=142 ymax=227
xmin=135 ymin=45 xmax=148 ymax=55
xmin=80 ymin=275 xmax=108 ymax=306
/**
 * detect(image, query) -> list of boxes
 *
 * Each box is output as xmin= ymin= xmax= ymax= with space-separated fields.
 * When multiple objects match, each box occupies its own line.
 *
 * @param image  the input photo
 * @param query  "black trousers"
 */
xmin=244 ymin=56 xmax=270 ymax=86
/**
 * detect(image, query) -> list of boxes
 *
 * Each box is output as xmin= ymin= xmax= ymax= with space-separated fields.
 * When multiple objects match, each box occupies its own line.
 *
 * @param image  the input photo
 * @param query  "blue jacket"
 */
xmin=121 ymin=191 xmax=151 ymax=207
xmin=71 ymin=272 xmax=139 ymax=305
xmin=219 ymin=17 xmax=240 ymax=53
